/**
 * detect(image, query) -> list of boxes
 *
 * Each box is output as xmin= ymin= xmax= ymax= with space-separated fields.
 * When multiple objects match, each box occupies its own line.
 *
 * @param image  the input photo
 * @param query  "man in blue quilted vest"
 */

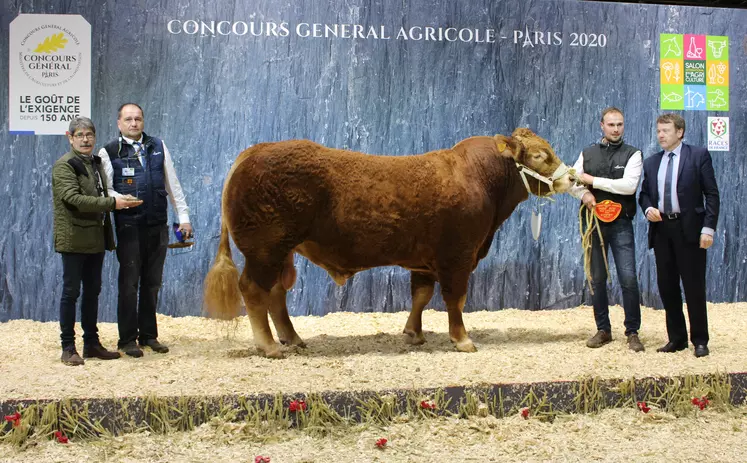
xmin=99 ymin=103 xmax=192 ymax=358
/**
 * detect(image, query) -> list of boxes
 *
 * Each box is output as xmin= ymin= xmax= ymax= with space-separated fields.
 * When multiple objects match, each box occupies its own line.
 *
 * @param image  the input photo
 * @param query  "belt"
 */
xmin=662 ymin=212 xmax=680 ymax=220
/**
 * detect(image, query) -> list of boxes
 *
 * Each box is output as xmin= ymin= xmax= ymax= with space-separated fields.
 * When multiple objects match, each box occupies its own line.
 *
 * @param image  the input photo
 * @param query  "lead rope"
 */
xmin=578 ymin=206 xmax=610 ymax=295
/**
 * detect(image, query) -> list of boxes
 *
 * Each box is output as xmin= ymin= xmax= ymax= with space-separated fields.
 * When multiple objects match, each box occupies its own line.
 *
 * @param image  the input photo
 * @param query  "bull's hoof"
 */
xmin=403 ymin=329 xmax=426 ymax=345
xmin=279 ymin=335 xmax=307 ymax=348
xmin=259 ymin=344 xmax=285 ymax=359
xmin=454 ymin=339 xmax=477 ymax=353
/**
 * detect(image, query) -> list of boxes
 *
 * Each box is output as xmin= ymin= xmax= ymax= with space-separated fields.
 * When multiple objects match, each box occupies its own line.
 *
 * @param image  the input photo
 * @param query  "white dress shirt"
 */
xmin=98 ymin=135 xmax=191 ymax=224
xmin=569 ymin=148 xmax=643 ymax=200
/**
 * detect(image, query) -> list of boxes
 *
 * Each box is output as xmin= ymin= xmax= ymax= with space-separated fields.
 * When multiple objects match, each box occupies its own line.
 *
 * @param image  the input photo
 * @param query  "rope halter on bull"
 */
xmin=514 ymin=161 xmax=575 ymax=242
xmin=515 ymin=163 xmax=575 ymax=197
xmin=514 ymin=161 xmax=608 ymax=294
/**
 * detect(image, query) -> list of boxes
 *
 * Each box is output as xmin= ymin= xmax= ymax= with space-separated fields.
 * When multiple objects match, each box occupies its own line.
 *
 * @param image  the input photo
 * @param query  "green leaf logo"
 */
xmin=34 ymin=33 xmax=68 ymax=53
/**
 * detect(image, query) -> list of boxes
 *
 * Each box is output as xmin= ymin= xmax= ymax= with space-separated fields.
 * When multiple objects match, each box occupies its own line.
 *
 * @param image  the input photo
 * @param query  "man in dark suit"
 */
xmin=639 ymin=113 xmax=719 ymax=358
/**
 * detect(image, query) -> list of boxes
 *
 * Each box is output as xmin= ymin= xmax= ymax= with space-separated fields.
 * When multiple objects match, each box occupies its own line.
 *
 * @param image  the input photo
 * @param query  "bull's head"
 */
xmin=495 ymin=128 xmax=575 ymax=196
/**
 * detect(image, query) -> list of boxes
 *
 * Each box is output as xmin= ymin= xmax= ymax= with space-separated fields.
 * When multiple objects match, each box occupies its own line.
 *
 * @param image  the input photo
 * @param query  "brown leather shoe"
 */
xmin=140 ymin=339 xmax=169 ymax=353
xmin=61 ymin=346 xmax=84 ymax=366
xmin=83 ymin=343 xmax=122 ymax=360
xmin=626 ymin=333 xmax=645 ymax=352
xmin=586 ymin=330 xmax=612 ymax=348
xmin=120 ymin=342 xmax=144 ymax=358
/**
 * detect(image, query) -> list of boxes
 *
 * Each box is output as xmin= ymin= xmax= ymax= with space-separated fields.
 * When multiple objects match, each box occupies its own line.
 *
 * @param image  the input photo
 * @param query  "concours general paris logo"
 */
xmin=18 ymin=23 xmax=83 ymax=87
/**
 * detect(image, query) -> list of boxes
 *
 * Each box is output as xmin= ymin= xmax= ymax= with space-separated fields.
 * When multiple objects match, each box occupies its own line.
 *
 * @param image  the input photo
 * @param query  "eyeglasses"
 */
xmin=72 ymin=132 xmax=96 ymax=140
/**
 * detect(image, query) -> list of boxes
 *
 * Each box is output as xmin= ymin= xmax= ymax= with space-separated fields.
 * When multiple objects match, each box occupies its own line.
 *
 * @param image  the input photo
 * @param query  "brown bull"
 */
xmin=204 ymin=128 xmax=574 ymax=358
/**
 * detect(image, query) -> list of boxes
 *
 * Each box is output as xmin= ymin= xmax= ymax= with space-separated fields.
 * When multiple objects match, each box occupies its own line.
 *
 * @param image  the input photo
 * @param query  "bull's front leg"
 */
xmin=439 ymin=272 xmax=477 ymax=353
xmin=404 ymin=272 xmax=436 ymax=345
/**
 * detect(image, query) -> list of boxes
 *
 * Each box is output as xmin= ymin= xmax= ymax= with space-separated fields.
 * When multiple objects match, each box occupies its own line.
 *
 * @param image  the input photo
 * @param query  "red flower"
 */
xmin=520 ymin=408 xmax=530 ymax=419
xmin=698 ymin=396 xmax=709 ymax=410
xmin=289 ymin=399 xmax=307 ymax=412
xmin=375 ymin=437 xmax=388 ymax=449
xmin=420 ymin=400 xmax=436 ymax=410
xmin=4 ymin=412 xmax=21 ymax=427
xmin=692 ymin=396 xmax=710 ymax=410
xmin=636 ymin=401 xmax=651 ymax=413
xmin=254 ymin=457 xmax=270 ymax=463
xmin=54 ymin=431 xmax=69 ymax=444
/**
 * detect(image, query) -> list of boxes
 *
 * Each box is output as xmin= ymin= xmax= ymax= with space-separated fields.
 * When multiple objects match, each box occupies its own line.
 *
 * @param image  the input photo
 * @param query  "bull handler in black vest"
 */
xmin=570 ymin=107 xmax=645 ymax=352
xmin=99 ymin=103 xmax=192 ymax=357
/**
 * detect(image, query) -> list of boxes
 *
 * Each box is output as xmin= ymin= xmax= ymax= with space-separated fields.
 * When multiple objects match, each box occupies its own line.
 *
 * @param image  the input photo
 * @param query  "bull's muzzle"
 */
xmin=516 ymin=163 xmax=576 ymax=196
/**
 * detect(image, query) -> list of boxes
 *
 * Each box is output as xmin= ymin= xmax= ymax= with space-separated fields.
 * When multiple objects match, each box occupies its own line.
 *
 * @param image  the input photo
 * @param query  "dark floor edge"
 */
xmin=2 ymin=371 xmax=745 ymax=436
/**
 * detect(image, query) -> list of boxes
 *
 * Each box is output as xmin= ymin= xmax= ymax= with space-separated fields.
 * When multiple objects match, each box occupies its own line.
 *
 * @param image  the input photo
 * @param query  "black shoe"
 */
xmin=656 ymin=341 xmax=688 ymax=353
xmin=694 ymin=344 xmax=710 ymax=358
xmin=140 ymin=339 xmax=169 ymax=353
xmin=120 ymin=341 xmax=144 ymax=358
xmin=61 ymin=346 xmax=84 ymax=366
xmin=83 ymin=343 xmax=122 ymax=360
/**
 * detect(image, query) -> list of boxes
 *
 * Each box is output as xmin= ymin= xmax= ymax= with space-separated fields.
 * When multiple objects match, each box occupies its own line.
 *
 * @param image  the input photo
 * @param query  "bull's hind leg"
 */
xmin=268 ymin=284 xmax=305 ymax=347
xmin=440 ymin=271 xmax=477 ymax=353
xmin=404 ymin=272 xmax=435 ymax=345
xmin=268 ymin=252 xmax=306 ymax=347
xmin=239 ymin=268 xmax=283 ymax=358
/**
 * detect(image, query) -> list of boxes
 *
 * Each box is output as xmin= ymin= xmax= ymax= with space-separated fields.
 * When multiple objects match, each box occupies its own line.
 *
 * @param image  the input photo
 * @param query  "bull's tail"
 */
xmin=203 ymin=219 xmax=243 ymax=320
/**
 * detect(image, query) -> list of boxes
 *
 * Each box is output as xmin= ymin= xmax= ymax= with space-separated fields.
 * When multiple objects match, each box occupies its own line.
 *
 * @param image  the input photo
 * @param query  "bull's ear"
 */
xmin=494 ymin=134 xmax=521 ymax=160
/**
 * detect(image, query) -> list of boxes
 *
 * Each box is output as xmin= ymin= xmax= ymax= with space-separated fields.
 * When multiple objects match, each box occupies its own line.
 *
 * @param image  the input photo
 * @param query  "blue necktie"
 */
xmin=133 ymin=141 xmax=145 ymax=168
xmin=663 ymin=152 xmax=675 ymax=214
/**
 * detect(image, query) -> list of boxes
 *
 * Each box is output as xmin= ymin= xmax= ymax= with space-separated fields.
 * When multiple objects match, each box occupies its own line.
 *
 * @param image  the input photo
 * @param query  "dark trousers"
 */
xmin=59 ymin=252 xmax=105 ymax=348
xmin=589 ymin=217 xmax=641 ymax=335
xmin=116 ymin=223 xmax=168 ymax=347
xmin=653 ymin=218 xmax=709 ymax=346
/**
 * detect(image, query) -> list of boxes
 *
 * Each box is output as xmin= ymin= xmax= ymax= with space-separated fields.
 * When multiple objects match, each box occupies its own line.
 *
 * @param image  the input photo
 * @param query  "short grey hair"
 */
xmin=68 ymin=116 xmax=96 ymax=135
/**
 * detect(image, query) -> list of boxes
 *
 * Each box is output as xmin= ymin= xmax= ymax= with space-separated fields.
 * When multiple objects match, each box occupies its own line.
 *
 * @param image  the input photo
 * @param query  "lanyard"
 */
xmin=122 ymin=141 xmax=145 ymax=169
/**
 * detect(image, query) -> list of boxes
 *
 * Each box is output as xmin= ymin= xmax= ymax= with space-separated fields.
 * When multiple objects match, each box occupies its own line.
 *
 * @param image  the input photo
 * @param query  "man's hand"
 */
xmin=581 ymin=173 xmax=595 ymax=185
xmin=114 ymin=196 xmax=143 ymax=210
xmin=178 ymin=223 xmax=193 ymax=240
xmin=700 ymin=234 xmax=714 ymax=249
xmin=645 ymin=208 xmax=662 ymax=222
xmin=581 ymin=192 xmax=597 ymax=211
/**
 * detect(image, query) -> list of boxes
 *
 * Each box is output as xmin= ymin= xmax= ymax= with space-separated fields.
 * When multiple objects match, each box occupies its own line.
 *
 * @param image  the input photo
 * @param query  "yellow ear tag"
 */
xmin=496 ymin=142 xmax=507 ymax=153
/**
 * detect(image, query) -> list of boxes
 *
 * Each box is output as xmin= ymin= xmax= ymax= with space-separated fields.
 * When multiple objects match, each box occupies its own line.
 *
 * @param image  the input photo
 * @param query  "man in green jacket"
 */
xmin=52 ymin=116 xmax=142 ymax=366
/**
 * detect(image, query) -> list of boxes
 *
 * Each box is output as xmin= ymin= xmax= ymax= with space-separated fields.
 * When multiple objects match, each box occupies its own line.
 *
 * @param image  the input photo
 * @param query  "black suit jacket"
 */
xmin=638 ymin=143 xmax=720 ymax=249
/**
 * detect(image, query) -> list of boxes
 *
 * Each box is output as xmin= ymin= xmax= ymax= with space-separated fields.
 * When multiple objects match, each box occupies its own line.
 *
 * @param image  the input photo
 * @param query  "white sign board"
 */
xmin=707 ymin=117 xmax=729 ymax=152
xmin=9 ymin=14 xmax=91 ymax=135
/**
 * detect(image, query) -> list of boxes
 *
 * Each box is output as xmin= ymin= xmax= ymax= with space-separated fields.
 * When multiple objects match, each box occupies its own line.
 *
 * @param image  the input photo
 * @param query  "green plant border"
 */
xmin=1 ymin=371 xmax=744 ymax=447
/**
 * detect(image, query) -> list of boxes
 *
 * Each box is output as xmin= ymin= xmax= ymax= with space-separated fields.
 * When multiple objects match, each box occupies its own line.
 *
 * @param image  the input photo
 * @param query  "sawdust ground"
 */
xmin=0 ymin=303 xmax=745 ymax=400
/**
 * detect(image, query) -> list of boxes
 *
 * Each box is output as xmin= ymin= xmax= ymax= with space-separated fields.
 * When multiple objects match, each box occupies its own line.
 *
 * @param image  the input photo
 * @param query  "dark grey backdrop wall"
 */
xmin=1 ymin=0 xmax=745 ymax=322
